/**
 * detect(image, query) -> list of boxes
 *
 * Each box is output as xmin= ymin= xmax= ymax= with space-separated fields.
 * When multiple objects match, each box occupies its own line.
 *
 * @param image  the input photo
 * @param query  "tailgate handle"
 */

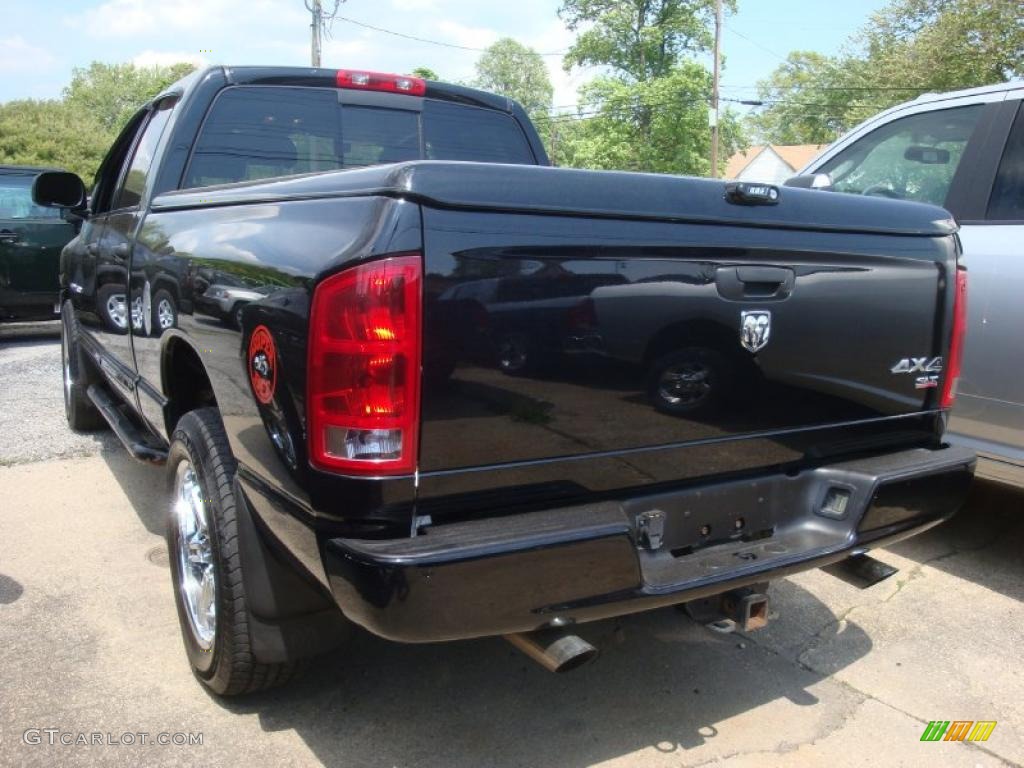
xmin=717 ymin=266 xmax=794 ymax=301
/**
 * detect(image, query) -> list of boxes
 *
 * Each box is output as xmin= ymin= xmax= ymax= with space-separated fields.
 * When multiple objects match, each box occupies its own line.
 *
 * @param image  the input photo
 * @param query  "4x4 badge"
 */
xmin=740 ymin=310 xmax=771 ymax=353
xmin=891 ymin=357 xmax=943 ymax=374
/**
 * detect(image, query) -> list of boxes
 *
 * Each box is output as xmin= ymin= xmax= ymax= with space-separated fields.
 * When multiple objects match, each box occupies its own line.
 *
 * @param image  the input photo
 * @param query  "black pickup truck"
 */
xmin=35 ymin=66 xmax=975 ymax=695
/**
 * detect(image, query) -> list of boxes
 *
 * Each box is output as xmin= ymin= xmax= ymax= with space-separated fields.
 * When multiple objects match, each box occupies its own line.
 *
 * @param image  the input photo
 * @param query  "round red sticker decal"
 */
xmin=248 ymin=325 xmax=277 ymax=405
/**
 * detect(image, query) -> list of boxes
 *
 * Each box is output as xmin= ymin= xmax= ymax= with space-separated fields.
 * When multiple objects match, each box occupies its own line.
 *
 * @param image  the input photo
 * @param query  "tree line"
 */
xmin=0 ymin=0 xmax=1019 ymax=181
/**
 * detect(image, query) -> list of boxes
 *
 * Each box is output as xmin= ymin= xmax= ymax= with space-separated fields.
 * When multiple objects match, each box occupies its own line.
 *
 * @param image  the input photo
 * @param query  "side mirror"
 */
xmin=32 ymin=171 xmax=88 ymax=212
xmin=785 ymin=173 xmax=833 ymax=191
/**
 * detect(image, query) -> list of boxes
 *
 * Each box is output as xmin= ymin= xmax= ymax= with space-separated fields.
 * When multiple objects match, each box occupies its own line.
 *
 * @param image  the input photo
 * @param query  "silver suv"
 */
xmin=799 ymin=81 xmax=1024 ymax=488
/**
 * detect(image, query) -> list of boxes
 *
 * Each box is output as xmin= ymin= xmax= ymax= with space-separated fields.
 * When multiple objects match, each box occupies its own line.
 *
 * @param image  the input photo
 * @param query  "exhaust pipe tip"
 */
xmin=506 ymin=631 xmax=598 ymax=673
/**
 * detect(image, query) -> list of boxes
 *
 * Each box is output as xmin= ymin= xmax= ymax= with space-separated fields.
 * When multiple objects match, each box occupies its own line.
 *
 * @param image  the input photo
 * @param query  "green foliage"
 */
xmin=0 ymin=60 xmax=196 ymax=182
xmin=0 ymin=100 xmax=111 ymax=181
xmin=411 ymin=67 xmax=439 ymax=80
xmin=64 ymin=61 xmax=197 ymax=132
xmin=860 ymin=0 xmax=1023 ymax=90
xmin=474 ymin=38 xmax=554 ymax=119
xmin=546 ymin=64 xmax=743 ymax=174
xmin=551 ymin=0 xmax=745 ymax=175
xmin=559 ymin=0 xmax=733 ymax=80
xmin=751 ymin=0 xmax=1024 ymax=144
xmin=748 ymin=51 xmax=878 ymax=144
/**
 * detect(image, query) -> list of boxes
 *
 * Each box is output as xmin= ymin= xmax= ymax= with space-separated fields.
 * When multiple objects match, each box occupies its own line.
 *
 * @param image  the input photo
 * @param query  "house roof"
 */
xmin=773 ymin=144 xmax=827 ymax=172
xmin=724 ymin=144 xmax=828 ymax=179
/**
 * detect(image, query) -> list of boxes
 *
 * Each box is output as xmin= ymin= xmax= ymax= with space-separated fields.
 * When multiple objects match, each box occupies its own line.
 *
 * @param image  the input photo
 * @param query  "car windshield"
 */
xmin=0 ymin=174 xmax=63 ymax=220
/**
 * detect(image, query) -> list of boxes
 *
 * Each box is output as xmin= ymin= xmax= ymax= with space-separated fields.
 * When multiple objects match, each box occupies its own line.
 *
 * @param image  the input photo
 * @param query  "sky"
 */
xmin=0 ymin=0 xmax=892 ymax=113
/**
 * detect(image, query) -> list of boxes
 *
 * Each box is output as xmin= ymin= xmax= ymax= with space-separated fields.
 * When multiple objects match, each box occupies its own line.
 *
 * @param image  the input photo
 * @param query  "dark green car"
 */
xmin=0 ymin=165 xmax=78 ymax=322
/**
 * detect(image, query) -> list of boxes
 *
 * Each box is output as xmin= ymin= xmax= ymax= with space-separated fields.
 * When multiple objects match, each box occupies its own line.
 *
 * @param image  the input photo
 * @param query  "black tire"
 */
xmin=647 ymin=347 xmax=733 ymax=418
xmin=61 ymin=302 xmax=106 ymax=431
xmin=166 ymin=408 xmax=302 ymax=696
xmin=231 ymin=302 xmax=245 ymax=330
xmin=152 ymin=288 xmax=178 ymax=334
xmin=96 ymin=283 xmax=129 ymax=333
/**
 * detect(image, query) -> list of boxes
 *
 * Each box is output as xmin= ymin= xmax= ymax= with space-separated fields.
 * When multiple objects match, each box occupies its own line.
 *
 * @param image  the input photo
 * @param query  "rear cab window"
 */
xmin=184 ymin=86 xmax=536 ymax=189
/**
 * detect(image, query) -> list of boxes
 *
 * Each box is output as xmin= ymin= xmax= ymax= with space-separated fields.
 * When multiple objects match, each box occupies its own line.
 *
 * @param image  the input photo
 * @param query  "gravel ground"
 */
xmin=1 ymin=325 xmax=1022 ymax=768
xmin=0 ymin=323 xmax=117 ymax=466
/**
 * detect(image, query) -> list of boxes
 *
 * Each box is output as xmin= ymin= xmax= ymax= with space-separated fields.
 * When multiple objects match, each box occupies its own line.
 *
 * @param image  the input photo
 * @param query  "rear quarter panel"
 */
xmin=132 ymin=195 xmax=422 ymax=530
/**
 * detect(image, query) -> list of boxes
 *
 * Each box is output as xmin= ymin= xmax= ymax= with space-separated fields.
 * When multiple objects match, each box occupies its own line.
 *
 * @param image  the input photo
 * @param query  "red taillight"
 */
xmin=940 ymin=266 xmax=968 ymax=409
xmin=308 ymin=254 xmax=422 ymax=475
xmin=336 ymin=69 xmax=426 ymax=96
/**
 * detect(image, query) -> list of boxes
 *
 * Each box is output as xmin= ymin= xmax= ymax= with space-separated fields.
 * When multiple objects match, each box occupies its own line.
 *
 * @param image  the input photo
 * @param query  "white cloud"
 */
xmin=0 ymin=36 xmax=57 ymax=74
xmin=434 ymin=20 xmax=499 ymax=50
xmin=132 ymin=50 xmax=210 ymax=69
xmin=390 ymin=0 xmax=440 ymax=10
xmin=517 ymin=17 xmax=586 ymax=109
xmin=74 ymin=0 xmax=306 ymax=40
xmin=76 ymin=0 xmax=210 ymax=37
xmin=321 ymin=38 xmax=373 ymax=61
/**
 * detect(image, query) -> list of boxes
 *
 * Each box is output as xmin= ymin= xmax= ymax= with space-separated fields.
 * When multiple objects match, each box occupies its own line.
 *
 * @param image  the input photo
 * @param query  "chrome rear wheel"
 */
xmin=173 ymin=459 xmax=216 ymax=651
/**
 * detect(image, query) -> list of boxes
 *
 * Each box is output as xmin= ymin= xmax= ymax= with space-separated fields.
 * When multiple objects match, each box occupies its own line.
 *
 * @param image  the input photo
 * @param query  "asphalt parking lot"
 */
xmin=1 ymin=322 xmax=1022 ymax=768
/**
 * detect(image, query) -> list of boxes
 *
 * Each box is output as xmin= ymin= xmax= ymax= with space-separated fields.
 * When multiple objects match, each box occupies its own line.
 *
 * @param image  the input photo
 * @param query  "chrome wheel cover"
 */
xmin=173 ymin=460 xmax=217 ymax=650
xmin=61 ymin=321 xmax=72 ymax=414
xmin=157 ymin=298 xmax=175 ymax=330
xmin=106 ymin=294 xmax=128 ymax=329
xmin=658 ymin=362 xmax=712 ymax=406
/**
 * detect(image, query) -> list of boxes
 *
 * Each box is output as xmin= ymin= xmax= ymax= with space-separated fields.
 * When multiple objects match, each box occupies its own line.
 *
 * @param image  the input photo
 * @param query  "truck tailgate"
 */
xmin=411 ymin=168 xmax=957 ymax=513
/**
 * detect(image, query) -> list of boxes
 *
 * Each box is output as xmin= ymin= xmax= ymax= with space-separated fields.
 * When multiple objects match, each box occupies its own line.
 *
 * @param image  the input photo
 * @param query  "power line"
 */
xmin=532 ymin=97 xmax=886 ymax=128
xmin=722 ymin=23 xmax=787 ymax=62
xmin=335 ymin=15 xmax=568 ymax=56
xmin=722 ymin=83 xmax=934 ymax=91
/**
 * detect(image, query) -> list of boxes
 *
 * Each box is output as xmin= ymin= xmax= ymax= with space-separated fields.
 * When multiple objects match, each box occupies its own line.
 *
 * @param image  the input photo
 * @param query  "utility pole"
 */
xmin=710 ymin=0 xmax=722 ymax=178
xmin=308 ymin=0 xmax=323 ymax=67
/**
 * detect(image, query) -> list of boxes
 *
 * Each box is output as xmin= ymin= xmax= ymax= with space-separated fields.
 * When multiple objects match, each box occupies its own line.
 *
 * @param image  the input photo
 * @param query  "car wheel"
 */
xmin=166 ymin=408 xmax=302 ymax=695
xmin=152 ymin=289 xmax=178 ymax=333
xmin=647 ymin=348 xmax=732 ymax=418
xmin=232 ymin=302 xmax=245 ymax=330
xmin=96 ymin=284 xmax=129 ymax=333
xmin=61 ymin=302 xmax=106 ymax=431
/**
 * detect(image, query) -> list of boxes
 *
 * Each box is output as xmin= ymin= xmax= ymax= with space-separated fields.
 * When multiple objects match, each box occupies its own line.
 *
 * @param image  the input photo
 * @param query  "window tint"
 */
xmin=114 ymin=100 xmax=175 ymax=209
xmin=987 ymin=103 xmax=1024 ymax=220
xmin=423 ymin=101 xmax=534 ymax=164
xmin=0 ymin=175 xmax=62 ymax=220
xmin=341 ymin=106 xmax=420 ymax=167
xmin=186 ymin=87 xmax=342 ymax=188
xmin=819 ymin=105 xmax=983 ymax=206
xmin=184 ymin=86 xmax=537 ymax=189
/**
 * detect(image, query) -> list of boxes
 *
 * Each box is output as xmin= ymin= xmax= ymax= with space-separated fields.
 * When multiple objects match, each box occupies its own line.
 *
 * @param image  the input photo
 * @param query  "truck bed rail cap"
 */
xmin=153 ymin=162 xmax=957 ymax=237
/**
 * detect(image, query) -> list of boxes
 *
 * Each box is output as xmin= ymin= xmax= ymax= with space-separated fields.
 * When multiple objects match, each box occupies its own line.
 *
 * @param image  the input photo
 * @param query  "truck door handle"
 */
xmin=0 ymin=229 xmax=18 ymax=243
xmin=716 ymin=266 xmax=795 ymax=301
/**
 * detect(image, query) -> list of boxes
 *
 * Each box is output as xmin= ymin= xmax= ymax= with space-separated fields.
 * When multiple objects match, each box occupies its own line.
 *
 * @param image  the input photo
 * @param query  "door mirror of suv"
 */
xmin=32 ymin=171 xmax=88 ymax=213
xmin=904 ymin=146 xmax=950 ymax=165
xmin=785 ymin=173 xmax=834 ymax=191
